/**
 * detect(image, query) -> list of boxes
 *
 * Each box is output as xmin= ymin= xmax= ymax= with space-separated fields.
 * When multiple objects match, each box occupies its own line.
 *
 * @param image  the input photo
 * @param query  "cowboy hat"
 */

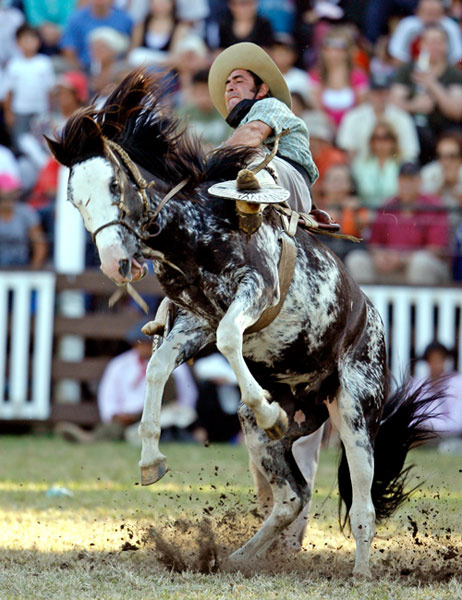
xmin=208 ymin=42 xmax=292 ymax=117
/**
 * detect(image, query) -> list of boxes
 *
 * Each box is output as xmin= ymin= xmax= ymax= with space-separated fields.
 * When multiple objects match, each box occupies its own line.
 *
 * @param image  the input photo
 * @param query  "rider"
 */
xmin=208 ymin=42 xmax=319 ymax=215
xmin=144 ymin=44 xmax=324 ymax=337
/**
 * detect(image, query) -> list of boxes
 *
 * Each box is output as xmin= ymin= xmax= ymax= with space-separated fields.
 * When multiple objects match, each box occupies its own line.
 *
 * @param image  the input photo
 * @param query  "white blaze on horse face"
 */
xmin=69 ymin=157 xmax=130 ymax=283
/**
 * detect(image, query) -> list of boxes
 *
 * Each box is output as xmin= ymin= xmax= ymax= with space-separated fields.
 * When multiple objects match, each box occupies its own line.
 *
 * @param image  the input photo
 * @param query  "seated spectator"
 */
xmin=388 ymin=0 xmax=462 ymax=66
xmin=88 ymin=27 xmax=130 ymax=97
xmin=389 ymin=23 xmax=462 ymax=164
xmin=270 ymin=34 xmax=312 ymax=106
xmin=421 ymin=132 xmax=462 ymax=229
xmin=22 ymin=0 xmax=77 ymax=56
xmin=337 ymin=73 xmax=420 ymax=162
xmin=300 ymin=110 xmax=346 ymax=190
xmin=317 ymin=164 xmax=368 ymax=259
xmin=56 ymin=320 xmax=200 ymax=444
xmin=217 ymin=0 xmax=274 ymax=50
xmin=258 ymin=0 xmax=295 ymax=35
xmin=363 ymin=0 xmax=418 ymax=45
xmin=411 ymin=341 xmax=462 ymax=454
xmin=345 ymin=162 xmax=450 ymax=284
xmin=193 ymin=352 xmax=241 ymax=443
xmin=421 ymin=133 xmax=462 ymax=280
xmin=352 ymin=120 xmax=401 ymax=209
xmin=0 ymin=2 xmax=24 ymax=67
xmin=0 ymin=173 xmax=47 ymax=268
xmin=129 ymin=0 xmax=191 ymax=67
xmin=60 ymin=0 xmax=133 ymax=71
xmin=308 ymin=26 xmax=369 ymax=129
xmin=178 ymin=69 xmax=232 ymax=152
xmin=369 ymin=35 xmax=397 ymax=82
xmin=2 ymin=25 xmax=55 ymax=145
xmin=0 ymin=143 xmax=20 ymax=179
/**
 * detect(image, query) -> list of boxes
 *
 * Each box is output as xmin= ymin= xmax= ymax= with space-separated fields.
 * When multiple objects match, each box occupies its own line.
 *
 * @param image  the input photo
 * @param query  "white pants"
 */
xmin=252 ymin=154 xmax=313 ymax=214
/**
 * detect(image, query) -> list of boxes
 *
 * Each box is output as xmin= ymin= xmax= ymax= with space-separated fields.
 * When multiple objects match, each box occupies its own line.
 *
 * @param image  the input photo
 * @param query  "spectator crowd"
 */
xmin=0 ymin=0 xmax=461 ymax=285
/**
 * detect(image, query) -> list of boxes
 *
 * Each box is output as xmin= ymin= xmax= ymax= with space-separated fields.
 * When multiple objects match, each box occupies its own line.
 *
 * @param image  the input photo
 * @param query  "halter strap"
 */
xmin=90 ymin=138 xmax=189 ymax=243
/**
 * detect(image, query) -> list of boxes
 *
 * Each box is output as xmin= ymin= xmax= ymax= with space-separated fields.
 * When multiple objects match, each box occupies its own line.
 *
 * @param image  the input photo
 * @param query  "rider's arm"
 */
xmin=225 ymin=120 xmax=272 ymax=147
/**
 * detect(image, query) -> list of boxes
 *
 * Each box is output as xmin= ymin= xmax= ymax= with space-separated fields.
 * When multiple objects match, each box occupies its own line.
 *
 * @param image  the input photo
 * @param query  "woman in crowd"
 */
xmin=130 ymin=0 xmax=189 ymax=59
xmin=420 ymin=132 xmax=462 ymax=225
xmin=217 ymin=0 xmax=274 ymax=49
xmin=389 ymin=23 xmax=462 ymax=164
xmin=308 ymin=27 xmax=369 ymax=129
xmin=317 ymin=163 xmax=368 ymax=259
xmin=352 ymin=119 xmax=402 ymax=209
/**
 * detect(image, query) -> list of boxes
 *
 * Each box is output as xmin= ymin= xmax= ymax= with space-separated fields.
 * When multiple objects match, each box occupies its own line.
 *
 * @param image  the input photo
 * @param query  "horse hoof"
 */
xmin=140 ymin=460 xmax=168 ymax=486
xmin=265 ymin=406 xmax=289 ymax=440
xmin=352 ymin=567 xmax=372 ymax=580
xmin=141 ymin=320 xmax=164 ymax=337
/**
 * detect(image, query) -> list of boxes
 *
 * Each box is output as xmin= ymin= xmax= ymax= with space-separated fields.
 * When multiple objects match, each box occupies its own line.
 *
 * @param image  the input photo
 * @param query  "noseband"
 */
xmin=91 ymin=138 xmax=188 ymax=244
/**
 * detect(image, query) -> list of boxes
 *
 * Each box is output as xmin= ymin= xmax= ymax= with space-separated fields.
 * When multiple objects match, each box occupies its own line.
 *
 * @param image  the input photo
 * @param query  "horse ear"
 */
xmin=44 ymin=113 xmax=105 ymax=167
xmin=44 ymin=135 xmax=70 ymax=167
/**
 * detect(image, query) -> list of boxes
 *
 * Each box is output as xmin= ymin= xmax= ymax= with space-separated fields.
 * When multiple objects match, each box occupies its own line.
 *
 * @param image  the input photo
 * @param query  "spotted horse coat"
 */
xmin=46 ymin=69 xmax=438 ymax=578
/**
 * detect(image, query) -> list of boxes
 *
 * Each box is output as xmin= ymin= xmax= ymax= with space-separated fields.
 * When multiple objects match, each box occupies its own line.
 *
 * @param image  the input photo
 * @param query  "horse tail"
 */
xmin=337 ymin=379 xmax=444 ymax=529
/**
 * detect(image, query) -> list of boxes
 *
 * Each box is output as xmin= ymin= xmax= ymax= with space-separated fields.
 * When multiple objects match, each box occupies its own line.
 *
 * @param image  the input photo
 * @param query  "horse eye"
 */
xmin=110 ymin=180 xmax=120 ymax=195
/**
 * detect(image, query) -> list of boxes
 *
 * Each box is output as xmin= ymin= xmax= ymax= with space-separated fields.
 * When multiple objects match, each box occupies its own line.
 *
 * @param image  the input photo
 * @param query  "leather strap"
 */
xmin=245 ymin=233 xmax=297 ymax=334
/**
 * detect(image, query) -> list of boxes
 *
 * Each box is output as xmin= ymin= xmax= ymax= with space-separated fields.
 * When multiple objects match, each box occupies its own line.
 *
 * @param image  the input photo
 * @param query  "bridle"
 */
xmin=90 ymin=137 xmax=188 ymax=244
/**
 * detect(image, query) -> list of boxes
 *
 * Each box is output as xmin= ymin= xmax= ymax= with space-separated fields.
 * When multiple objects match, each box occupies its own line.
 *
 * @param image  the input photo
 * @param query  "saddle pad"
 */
xmin=208 ymin=180 xmax=290 ymax=204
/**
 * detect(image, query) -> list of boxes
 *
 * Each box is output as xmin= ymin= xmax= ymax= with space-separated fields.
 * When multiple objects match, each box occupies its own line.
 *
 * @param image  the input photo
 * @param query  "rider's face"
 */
xmin=224 ymin=69 xmax=267 ymax=113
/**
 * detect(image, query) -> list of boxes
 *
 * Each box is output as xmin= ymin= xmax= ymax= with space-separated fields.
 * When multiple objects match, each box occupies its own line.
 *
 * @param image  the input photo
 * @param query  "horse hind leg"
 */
xmin=229 ymin=405 xmax=310 ymax=566
xmin=327 ymin=386 xmax=376 ymax=579
xmin=216 ymin=286 xmax=288 ymax=439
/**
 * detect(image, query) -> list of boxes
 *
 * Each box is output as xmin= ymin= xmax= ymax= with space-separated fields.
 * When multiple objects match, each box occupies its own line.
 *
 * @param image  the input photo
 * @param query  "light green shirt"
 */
xmin=239 ymin=97 xmax=319 ymax=185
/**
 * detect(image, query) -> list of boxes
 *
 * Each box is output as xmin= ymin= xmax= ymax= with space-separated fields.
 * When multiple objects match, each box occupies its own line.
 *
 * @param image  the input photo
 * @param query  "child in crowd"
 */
xmin=2 ymin=25 xmax=55 ymax=146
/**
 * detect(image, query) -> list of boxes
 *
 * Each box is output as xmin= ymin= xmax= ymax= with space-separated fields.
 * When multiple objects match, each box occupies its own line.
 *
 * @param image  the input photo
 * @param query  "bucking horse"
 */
xmin=46 ymin=69 xmax=437 ymax=578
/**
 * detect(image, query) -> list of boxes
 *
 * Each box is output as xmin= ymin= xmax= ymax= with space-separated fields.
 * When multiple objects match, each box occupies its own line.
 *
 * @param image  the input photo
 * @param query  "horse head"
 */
xmin=47 ymin=113 xmax=151 ymax=284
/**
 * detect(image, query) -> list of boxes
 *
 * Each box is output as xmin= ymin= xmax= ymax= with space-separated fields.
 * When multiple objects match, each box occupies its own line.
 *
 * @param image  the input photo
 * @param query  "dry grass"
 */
xmin=0 ymin=435 xmax=461 ymax=599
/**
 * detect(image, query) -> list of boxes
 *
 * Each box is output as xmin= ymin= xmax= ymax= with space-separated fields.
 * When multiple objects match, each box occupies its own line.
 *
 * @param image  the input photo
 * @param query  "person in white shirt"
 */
xmin=336 ymin=73 xmax=420 ymax=161
xmin=388 ymin=0 xmax=462 ymax=66
xmin=55 ymin=320 xmax=199 ymax=443
xmin=2 ymin=24 xmax=55 ymax=144
xmin=411 ymin=341 xmax=462 ymax=453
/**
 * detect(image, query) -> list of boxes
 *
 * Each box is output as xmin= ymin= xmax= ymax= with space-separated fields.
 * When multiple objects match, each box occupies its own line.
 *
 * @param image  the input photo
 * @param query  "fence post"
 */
xmin=53 ymin=166 xmax=86 ymax=404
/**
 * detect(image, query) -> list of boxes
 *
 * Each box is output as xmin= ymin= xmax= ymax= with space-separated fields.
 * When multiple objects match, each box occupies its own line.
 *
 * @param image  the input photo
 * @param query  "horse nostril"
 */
xmin=118 ymin=258 xmax=131 ymax=278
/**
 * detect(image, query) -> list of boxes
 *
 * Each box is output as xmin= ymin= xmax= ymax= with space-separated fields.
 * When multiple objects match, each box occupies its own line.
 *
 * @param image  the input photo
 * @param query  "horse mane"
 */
xmin=46 ymin=68 xmax=257 ymax=188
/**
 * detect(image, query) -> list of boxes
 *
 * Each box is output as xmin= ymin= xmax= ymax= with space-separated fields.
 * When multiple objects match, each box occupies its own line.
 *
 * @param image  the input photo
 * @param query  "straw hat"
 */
xmin=208 ymin=42 xmax=292 ymax=118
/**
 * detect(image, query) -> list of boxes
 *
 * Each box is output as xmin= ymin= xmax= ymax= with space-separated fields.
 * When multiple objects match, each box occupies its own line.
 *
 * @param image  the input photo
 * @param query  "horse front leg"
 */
xmin=215 ymin=281 xmax=288 ymax=439
xmin=139 ymin=310 xmax=213 ymax=485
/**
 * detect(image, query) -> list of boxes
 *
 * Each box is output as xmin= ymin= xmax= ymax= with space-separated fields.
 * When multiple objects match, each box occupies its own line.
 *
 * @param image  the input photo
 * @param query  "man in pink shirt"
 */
xmin=345 ymin=161 xmax=450 ymax=284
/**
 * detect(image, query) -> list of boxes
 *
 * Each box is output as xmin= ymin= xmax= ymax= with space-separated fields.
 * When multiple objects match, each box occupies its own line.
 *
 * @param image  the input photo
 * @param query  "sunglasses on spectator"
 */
xmin=371 ymin=133 xmax=394 ymax=141
xmin=323 ymin=38 xmax=348 ymax=49
xmin=437 ymin=152 xmax=460 ymax=160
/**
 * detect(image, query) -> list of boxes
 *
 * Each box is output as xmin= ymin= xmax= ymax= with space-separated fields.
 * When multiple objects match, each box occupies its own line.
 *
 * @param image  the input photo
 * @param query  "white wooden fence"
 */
xmin=0 ymin=272 xmax=460 ymax=420
xmin=362 ymin=285 xmax=462 ymax=380
xmin=0 ymin=272 xmax=55 ymax=419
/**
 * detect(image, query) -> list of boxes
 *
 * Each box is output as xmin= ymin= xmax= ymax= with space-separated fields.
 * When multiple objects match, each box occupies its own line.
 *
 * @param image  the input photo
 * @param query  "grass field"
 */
xmin=0 ymin=435 xmax=461 ymax=599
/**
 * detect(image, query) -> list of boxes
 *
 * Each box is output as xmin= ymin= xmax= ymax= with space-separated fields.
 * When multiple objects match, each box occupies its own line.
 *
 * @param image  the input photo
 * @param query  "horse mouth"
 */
xmin=118 ymin=255 xmax=147 ymax=282
xmin=131 ymin=256 xmax=147 ymax=281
